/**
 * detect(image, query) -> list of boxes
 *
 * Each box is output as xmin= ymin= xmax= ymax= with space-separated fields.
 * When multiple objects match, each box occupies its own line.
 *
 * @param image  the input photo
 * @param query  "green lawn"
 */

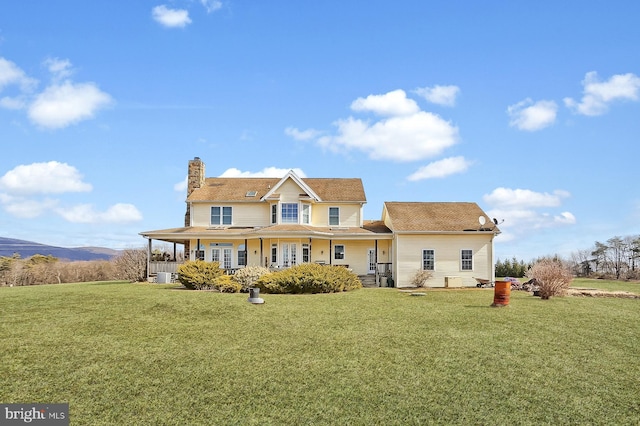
xmin=1 ymin=281 xmax=639 ymax=425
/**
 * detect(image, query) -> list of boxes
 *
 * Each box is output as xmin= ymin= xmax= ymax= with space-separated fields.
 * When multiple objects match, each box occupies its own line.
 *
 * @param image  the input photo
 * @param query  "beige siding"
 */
xmin=394 ymin=234 xmax=493 ymax=288
xmin=191 ymin=202 xmax=270 ymax=227
xmin=311 ymin=203 xmax=361 ymax=227
xmin=279 ymin=179 xmax=304 ymax=202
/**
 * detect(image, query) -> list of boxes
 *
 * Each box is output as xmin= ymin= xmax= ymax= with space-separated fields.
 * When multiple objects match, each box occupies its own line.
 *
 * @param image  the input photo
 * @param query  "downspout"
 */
xmin=490 ymin=234 xmax=496 ymax=281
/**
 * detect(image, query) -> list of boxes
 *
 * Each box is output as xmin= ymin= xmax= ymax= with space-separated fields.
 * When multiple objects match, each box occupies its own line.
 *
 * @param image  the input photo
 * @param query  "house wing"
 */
xmin=382 ymin=202 xmax=498 ymax=232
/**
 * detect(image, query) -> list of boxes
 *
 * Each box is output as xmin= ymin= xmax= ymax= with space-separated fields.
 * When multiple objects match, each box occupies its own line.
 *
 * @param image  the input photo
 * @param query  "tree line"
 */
xmin=0 ymin=249 xmax=152 ymax=286
xmin=569 ymin=234 xmax=640 ymax=280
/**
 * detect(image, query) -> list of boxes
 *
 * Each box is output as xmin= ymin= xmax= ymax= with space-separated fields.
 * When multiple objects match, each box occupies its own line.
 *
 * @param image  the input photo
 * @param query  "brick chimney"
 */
xmin=185 ymin=157 xmax=205 ymax=227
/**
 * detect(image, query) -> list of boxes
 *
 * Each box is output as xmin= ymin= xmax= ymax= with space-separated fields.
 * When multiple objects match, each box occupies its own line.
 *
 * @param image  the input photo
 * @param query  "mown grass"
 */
xmin=571 ymin=277 xmax=640 ymax=294
xmin=1 ymin=281 xmax=639 ymax=425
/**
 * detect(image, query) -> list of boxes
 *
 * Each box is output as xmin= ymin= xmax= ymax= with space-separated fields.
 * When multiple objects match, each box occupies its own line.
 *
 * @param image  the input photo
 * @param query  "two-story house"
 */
xmin=140 ymin=157 xmax=500 ymax=288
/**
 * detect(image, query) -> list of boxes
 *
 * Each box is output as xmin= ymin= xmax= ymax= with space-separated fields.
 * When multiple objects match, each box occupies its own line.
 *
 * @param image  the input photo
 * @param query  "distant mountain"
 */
xmin=0 ymin=237 xmax=120 ymax=261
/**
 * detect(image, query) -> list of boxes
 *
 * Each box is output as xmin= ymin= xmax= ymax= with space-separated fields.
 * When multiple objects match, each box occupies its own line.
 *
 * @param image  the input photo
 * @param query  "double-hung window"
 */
xmin=329 ymin=207 xmax=340 ymax=226
xmin=334 ymin=244 xmax=345 ymax=260
xmin=271 ymin=204 xmax=277 ymax=224
xmin=461 ymin=249 xmax=473 ymax=271
xmin=302 ymin=204 xmax=310 ymax=224
xmin=422 ymin=249 xmax=435 ymax=271
xmin=211 ymin=206 xmax=232 ymax=225
xmin=281 ymin=203 xmax=298 ymax=223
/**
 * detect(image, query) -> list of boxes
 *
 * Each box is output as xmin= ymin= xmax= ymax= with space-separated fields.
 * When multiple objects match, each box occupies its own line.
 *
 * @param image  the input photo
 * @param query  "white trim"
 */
xmin=422 ymin=248 xmax=435 ymax=271
xmin=260 ymin=170 xmax=321 ymax=202
xmin=460 ymin=249 xmax=473 ymax=271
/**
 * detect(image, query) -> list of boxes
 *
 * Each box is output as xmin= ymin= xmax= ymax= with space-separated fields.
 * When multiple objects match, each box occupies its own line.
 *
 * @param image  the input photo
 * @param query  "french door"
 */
xmin=281 ymin=243 xmax=297 ymax=267
xmin=211 ymin=247 xmax=232 ymax=269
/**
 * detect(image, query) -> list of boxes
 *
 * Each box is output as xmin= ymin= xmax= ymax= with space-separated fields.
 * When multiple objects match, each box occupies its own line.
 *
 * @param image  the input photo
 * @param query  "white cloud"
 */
xmin=293 ymin=88 xmax=459 ymax=162
xmin=483 ymin=187 xmax=569 ymax=209
xmin=0 ymin=195 xmax=59 ymax=219
xmin=0 ymin=96 xmax=27 ymax=110
xmin=564 ymin=71 xmax=640 ymax=116
xmin=219 ymin=167 xmax=307 ymax=178
xmin=483 ymin=187 xmax=575 ymax=242
xmin=0 ymin=161 xmax=92 ymax=195
xmin=44 ymin=57 xmax=73 ymax=83
xmin=350 ymin=89 xmax=419 ymax=116
xmin=201 ymin=0 xmax=222 ymax=13
xmin=414 ymin=85 xmax=460 ymax=107
xmin=0 ymin=57 xmax=37 ymax=93
xmin=284 ymin=126 xmax=321 ymax=141
xmin=152 ymin=5 xmax=192 ymax=28
xmin=319 ymin=111 xmax=458 ymax=162
xmin=174 ymin=176 xmax=188 ymax=192
xmin=56 ymin=203 xmax=143 ymax=224
xmin=507 ymin=98 xmax=557 ymax=131
xmin=28 ymin=81 xmax=113 ymax=129
xmin=407 ymin=156 xmax=471 ymax=181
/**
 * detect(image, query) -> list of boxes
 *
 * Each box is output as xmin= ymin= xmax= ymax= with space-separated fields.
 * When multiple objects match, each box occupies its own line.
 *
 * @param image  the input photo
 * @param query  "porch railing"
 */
xmin=149 ymin=261 xmax=184 ymax=274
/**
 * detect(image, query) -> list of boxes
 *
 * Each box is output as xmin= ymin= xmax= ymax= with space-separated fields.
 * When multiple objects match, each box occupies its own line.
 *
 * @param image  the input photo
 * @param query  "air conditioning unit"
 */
xmin=444 ymin=276 xmax=463 ymax=288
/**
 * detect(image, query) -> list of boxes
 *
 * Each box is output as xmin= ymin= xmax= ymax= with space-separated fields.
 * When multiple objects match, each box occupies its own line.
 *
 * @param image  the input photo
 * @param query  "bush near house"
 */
xmin=214 ymin=274 xmax=242 ymax=293
xmin=233 ymin=265 xmax=271 ymax=292
xmin=409 ymin=269 xmax=433 ymax=287
xmin=255 ymin=263 xmax=362 ymax=294
xmin=177 ymin=260 xmax=224 ymax=290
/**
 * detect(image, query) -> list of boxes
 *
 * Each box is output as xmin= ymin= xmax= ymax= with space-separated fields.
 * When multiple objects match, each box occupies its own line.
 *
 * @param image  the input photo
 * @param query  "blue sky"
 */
xmin=1 ymin=1 xmax=639 ymax=261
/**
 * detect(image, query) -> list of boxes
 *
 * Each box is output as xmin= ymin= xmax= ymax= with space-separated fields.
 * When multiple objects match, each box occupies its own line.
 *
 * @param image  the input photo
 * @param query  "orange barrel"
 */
xmin=492 ymin=281 xmax=511 ymax=307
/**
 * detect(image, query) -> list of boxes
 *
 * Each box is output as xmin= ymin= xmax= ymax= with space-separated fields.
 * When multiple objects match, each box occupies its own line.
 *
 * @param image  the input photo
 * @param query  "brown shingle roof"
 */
xmin=187 ymin=177 xmax=366 ymax=202
xmin=383 ymin=202 xmax=497 ymax=232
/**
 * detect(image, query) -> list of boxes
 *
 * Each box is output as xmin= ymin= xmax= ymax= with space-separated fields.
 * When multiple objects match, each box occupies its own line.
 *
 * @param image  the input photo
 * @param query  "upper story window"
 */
xmin=329 ymin=207 xmax=340 ymax=226
xmin=211 ymin=206 xmax=232 ymax=225
xmin=271 ymin=204 xmax=277 ymax=224
xmin=422 ymin=249 xmax=435 ymax=271
xmin=281 ymin=203 xmax=298 ymax=224
xmin=461 ymin=249 xmax=473 ymax=271
xmin=302 ymin=204 xmax=310 ymax=224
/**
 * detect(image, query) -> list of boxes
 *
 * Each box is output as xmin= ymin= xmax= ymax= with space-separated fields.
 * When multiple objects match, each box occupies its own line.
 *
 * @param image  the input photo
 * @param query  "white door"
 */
xmin=212 ymin=247 xmax=233 ymax=269
xmin=281 ymin=243 xmax=297 ymax=267
xmin=368 ymin=249 xmax=376 ymax=274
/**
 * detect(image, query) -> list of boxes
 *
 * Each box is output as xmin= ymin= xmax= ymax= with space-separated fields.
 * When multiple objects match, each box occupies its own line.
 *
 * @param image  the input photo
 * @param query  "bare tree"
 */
xmin=113 ymin=249 xmax=148 ymax=282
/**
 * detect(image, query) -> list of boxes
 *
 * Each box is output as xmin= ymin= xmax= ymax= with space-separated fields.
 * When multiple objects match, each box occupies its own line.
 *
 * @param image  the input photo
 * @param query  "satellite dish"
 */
xmin=478 ymin=216 xmax=486 ymax=226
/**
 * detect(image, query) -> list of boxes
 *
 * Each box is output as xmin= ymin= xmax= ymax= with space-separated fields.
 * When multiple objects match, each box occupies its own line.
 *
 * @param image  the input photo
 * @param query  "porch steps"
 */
xmin=358 ymin=275 xmax=379 ymax=288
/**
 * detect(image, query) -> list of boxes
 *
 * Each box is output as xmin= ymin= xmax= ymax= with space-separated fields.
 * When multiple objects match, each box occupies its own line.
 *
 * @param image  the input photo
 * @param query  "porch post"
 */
xmin=329 ymin=240 xmax=332 ymax=265
xmin=172 ymin=242 xmax=177 ymax=261
xmin=244 ymin=238 xmax=248 ymax=266
xmin=147 ymin=238 xmax=152 ymax=281
xmin=260 ymin=238 xmax=263 ymax=267
xmin=375 ymin=239 xmax=378 ymax=283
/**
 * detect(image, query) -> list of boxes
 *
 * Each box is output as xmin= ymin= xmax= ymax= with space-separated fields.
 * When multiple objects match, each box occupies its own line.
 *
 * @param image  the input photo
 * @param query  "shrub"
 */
xmin=409 ymin=269 xmax=433 ymax=287
xmin=526 ymin=258 xmax=573 ymax=299
xmin=213 ymin=275 xmax=242 ymax=293
xmin=177 ymin=260 xmax=223 ymax=290
xmin=255 ymin=263 xmax=362 ymax=294
xmin=233 ymin=266 xmax=271 ymax=292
